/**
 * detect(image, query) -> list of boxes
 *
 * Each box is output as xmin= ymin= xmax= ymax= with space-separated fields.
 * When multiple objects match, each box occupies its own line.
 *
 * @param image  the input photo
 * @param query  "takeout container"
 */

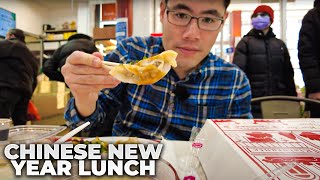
xmin=8 ymin=125 xmax=66 ymax=144
xmin=197 ymin=119 xmax=320 ymax=179
xmin=0 ymin=119 xmax=12 ymax=141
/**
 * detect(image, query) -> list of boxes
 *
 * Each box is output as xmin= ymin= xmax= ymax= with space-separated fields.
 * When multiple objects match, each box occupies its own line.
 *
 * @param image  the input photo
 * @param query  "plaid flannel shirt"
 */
xmin=65 ymin=36 xmax=252 ymax=140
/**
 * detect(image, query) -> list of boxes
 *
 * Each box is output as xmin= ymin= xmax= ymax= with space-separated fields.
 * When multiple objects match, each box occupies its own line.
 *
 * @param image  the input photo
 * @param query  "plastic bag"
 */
xmin=27 ymin=100 xmax=41 ymax=121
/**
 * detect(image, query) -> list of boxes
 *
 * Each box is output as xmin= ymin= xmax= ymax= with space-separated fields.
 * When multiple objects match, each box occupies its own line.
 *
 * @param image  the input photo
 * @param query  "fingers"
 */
xmin=66 ymin=51 xmax=102 ymax=67
xmin=66 ymin=64 xmax=110 ymax=75
xmin=92 ymin=52 xmax=104 ymax=60
xmin=69 ymin=83 xmax=116 ymax=94
xmin=65 ymin=73 xmax=120 ymax=86
xmin=61 ymin=50 xmax=121 ymax=97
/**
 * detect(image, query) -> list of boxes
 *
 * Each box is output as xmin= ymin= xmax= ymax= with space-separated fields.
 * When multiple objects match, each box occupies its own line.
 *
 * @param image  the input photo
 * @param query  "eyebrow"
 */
xmin=202 ymin=10 xmax=223 ymax=18
xmin=169 ymin=3 xmax=223 ymax=17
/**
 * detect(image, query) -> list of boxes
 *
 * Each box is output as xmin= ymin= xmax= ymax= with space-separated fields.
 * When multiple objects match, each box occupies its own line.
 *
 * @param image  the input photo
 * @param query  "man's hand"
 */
xmin=308 ymin=92 xmax=320 ymax=100
xmin=61 ymin=51 xmax=120 ymax=117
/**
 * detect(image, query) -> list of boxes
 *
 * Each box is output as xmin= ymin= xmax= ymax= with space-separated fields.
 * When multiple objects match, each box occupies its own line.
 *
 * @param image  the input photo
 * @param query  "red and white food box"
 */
xmin=197 ymin=119 xmax=320 ymax=179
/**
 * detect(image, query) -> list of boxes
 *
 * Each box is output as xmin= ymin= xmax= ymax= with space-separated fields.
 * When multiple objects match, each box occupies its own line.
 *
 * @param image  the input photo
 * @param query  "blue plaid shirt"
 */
xmin=65 ymin=36 xmax=252 ymax=140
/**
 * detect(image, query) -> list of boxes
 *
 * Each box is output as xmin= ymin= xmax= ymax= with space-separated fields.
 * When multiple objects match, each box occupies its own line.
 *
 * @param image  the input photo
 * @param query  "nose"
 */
xmin=182 ymin=18 xmax=200 ymax=41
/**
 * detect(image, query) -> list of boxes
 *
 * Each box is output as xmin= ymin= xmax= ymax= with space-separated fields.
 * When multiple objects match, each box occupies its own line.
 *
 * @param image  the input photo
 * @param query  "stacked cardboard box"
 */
xmin=31 ymin=75 xmax=70 ymax=119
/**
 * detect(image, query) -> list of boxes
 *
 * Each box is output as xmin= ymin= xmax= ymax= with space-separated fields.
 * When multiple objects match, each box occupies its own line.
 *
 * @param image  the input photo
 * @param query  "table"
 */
xmin=198 ymin=119 xmax=320 ymax=179
xmin=0 ymin=136 xmax=204 ymax=180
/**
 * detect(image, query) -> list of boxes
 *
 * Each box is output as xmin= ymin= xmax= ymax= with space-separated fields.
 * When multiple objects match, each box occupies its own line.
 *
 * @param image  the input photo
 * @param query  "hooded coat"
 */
xmin=298 ymin=1 xmax=320 ymax=94
xmin=0 ymin=39 xmax=39 ymax=98
xmin=233 ymin=28 xmax=297 ymax=98
xmin=42 ymin=39 xmax=98 ymax=82
xmin=233 ymin=28 xmax=297 ymax=117
xmin=298 ymin=0 xmax=320 ymax=117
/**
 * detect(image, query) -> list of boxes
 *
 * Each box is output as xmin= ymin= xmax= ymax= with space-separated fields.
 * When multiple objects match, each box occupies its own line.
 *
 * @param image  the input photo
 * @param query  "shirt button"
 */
xmin=169 ymin=103 xmax=174 ymax=111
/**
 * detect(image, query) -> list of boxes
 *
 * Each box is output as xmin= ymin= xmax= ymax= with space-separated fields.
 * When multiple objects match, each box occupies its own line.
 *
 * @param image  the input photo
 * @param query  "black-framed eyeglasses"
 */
xmin=166 ymin=9 xmax=224 ymax=31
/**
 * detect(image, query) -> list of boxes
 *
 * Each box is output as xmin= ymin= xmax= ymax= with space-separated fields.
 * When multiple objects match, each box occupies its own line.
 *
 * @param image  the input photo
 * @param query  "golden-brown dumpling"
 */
xmin=109 ymin=50 xmax=177 ymax=85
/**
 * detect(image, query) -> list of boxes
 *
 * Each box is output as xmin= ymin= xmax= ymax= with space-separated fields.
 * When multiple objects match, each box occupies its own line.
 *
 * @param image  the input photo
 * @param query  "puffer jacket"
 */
xmin=43 ymin=39 xmax=98 ymax=82
xmin=0 ymin=40 xmax=39 ymax=98
xmin=298 ymin=5 xmax=320 ymax=95
xmin=233 ymin=28 xmax=297 ymax=98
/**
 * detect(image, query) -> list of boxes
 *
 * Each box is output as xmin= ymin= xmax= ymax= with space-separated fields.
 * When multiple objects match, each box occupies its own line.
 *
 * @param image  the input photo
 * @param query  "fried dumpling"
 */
xmin=108 ymin=50 xmax=177 ymax=85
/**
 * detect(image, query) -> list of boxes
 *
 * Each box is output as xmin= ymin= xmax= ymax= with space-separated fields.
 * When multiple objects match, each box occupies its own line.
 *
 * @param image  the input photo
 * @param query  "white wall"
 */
xmin=132 ymin=0 xmax=155 ymax=36
xmin=77 ymin=1 xmax=91 ymax=35
xmin=1 ymin=0 xmax=47 ymax=35
xmin=45 ymin=1 xmax=78 ymax=30
xmin=1 ymin=0 xmax=84 ymax=35
xmin=2 ymin=0 xmax=160 ymax=37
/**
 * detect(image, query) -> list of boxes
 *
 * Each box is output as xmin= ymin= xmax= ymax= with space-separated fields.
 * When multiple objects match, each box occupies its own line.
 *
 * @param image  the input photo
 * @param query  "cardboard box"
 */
xmin=35 ymin=80 xmax=65 ymax=94
xmin=93 ymin=26 xmax=116 ymax=39
xmin=32 ymin=79 xmax=70 ymax=119
xmin=197 ymin=119 xmax=320 ymax=179
xmin=32 ymin=91 xmax=70 ymax=118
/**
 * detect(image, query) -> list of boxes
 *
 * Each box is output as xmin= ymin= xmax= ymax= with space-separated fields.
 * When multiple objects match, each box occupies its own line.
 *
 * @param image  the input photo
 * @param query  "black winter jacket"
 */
xmin=43 ymin=39 xmax=98 ymax=82
xmin=298 ymin=6 xmax=320 ymax=94
xmin=0 ymin=40 xmax=39 ymax=98
xmin=233 ymin=28 xmax=297 ymax=98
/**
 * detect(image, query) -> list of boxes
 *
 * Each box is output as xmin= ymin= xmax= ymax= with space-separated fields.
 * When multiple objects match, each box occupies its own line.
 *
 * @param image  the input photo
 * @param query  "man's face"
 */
xmin=160 ymin=0 xmax=228 ymax=70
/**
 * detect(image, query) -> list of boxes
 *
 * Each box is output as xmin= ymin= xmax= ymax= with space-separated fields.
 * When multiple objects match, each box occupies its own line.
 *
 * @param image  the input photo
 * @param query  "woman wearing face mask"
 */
xmin=233 ymin=5 xmax=297 ymax=118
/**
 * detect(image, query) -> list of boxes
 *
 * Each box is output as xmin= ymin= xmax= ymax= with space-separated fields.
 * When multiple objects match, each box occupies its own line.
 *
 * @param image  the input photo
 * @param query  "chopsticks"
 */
xmin=102 ymin=61 xmax=120 ymax=70
xmin=102 ymin=61 xmax=120 ymax=68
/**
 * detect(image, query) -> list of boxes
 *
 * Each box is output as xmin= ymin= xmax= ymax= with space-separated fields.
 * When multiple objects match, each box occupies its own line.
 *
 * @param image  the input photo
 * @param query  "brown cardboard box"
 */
xmin=35 ymin=81 xmax=65 ymax=94
xmin=32 ymin=79 xmax=70 ymax=119
xmin=32 ymin=91 xmax=70 ymax=118
xmin=93 ymin=26 xmax=116 ymax=39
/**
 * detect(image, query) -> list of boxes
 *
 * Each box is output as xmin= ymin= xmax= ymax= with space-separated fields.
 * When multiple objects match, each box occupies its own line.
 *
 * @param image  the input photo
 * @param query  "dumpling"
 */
xmin=108 ymin=50 xmax=177 ymax=85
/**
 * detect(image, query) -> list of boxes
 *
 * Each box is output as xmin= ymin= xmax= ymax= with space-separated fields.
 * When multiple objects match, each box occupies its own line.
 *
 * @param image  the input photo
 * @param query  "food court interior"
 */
xmin=0 ymin=0 xmax=314 ymax=132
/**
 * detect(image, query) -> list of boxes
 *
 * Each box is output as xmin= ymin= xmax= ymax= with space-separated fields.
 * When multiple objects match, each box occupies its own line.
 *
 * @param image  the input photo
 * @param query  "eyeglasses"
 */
xmin=166 ymin=9 xmax=224 ymax=31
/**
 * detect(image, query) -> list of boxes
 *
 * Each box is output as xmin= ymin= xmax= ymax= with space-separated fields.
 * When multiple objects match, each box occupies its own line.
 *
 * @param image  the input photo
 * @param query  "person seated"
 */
xmin=62 ymin=0 xmax=252 ymax=140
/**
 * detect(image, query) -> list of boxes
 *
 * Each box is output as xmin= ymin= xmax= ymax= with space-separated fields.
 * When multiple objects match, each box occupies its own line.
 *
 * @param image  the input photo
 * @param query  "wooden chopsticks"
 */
xmin=102 ymin=61 xmax=120 ymax=69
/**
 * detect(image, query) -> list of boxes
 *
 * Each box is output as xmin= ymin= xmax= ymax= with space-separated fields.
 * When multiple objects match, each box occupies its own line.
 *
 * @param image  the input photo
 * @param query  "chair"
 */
xmin=251 ymin=96 xmax=320 ymax=118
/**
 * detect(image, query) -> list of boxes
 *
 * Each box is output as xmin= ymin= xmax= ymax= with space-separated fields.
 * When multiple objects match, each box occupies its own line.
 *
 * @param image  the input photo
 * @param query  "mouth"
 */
xmin=177 ymin=47 xmax=200 ymax=55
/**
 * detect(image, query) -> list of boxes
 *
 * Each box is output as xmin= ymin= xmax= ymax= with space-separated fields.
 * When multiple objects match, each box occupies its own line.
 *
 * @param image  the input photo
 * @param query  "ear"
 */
xmin=218 ymin=11 xmax=229 ymax=31
xmin=223 ymin=11 xmax=229 ymax=24
xmin=160 ymin=0 xmax=166 ymax=23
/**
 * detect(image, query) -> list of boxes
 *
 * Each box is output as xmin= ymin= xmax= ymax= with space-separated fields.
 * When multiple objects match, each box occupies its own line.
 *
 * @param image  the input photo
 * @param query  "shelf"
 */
xmin=94 ymin=38 xmax=113 ymax=41
xmin=43 ymin=39 xmax=68 ymax=42
xmin=27 ymin=40 xmax=42 ymax=43
xmin=44 ymin=29 xmax=77 ymax=33
xmin=99 ymin=20 xmax=116 ymax=28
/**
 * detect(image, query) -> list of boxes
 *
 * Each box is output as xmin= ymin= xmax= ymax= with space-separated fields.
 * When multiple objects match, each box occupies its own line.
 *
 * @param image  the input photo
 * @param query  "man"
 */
xmin=0 ymin=29 xmax=39 ymax=125
xmin=233 ymin=5 xmax=297 ymax=118
xmin=62 ymin=0 xmax=252 ymax=140
xmin=43 ymin=33 xmax=98 ymax=82
xmin=298 ymin=0 xmax=320 ymax=118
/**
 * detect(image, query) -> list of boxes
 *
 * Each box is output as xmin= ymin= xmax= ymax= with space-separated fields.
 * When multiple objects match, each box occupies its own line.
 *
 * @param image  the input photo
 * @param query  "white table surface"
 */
xmin=0 ymin=137 xmax=206 ymax=180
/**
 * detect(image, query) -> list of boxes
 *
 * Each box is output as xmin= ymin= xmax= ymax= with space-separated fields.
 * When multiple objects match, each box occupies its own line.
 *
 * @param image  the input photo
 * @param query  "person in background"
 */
xmin=0 ymin=28 xmax=39 ymax=125
xmin=61 ymin=0 xmax=252 ymax=140
xmin=233 ymin=5 xmax=297 ymax=118
xmin=43 ymin=33 xmax=98 ymax=82
xmin=298 ymin=0 xmax=320 ymax=118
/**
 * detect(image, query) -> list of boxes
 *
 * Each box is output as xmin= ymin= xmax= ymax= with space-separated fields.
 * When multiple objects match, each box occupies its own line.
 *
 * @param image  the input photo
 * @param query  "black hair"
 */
xmin=164 ymin=0 xmax=231 ymax=9
xmin=315 ymin=0 xmax=320 ymax=7
xmin=8 ymin=28 xmax=25 ymax=43
xmin=67 ymin=33 xmax=93 ymax=41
